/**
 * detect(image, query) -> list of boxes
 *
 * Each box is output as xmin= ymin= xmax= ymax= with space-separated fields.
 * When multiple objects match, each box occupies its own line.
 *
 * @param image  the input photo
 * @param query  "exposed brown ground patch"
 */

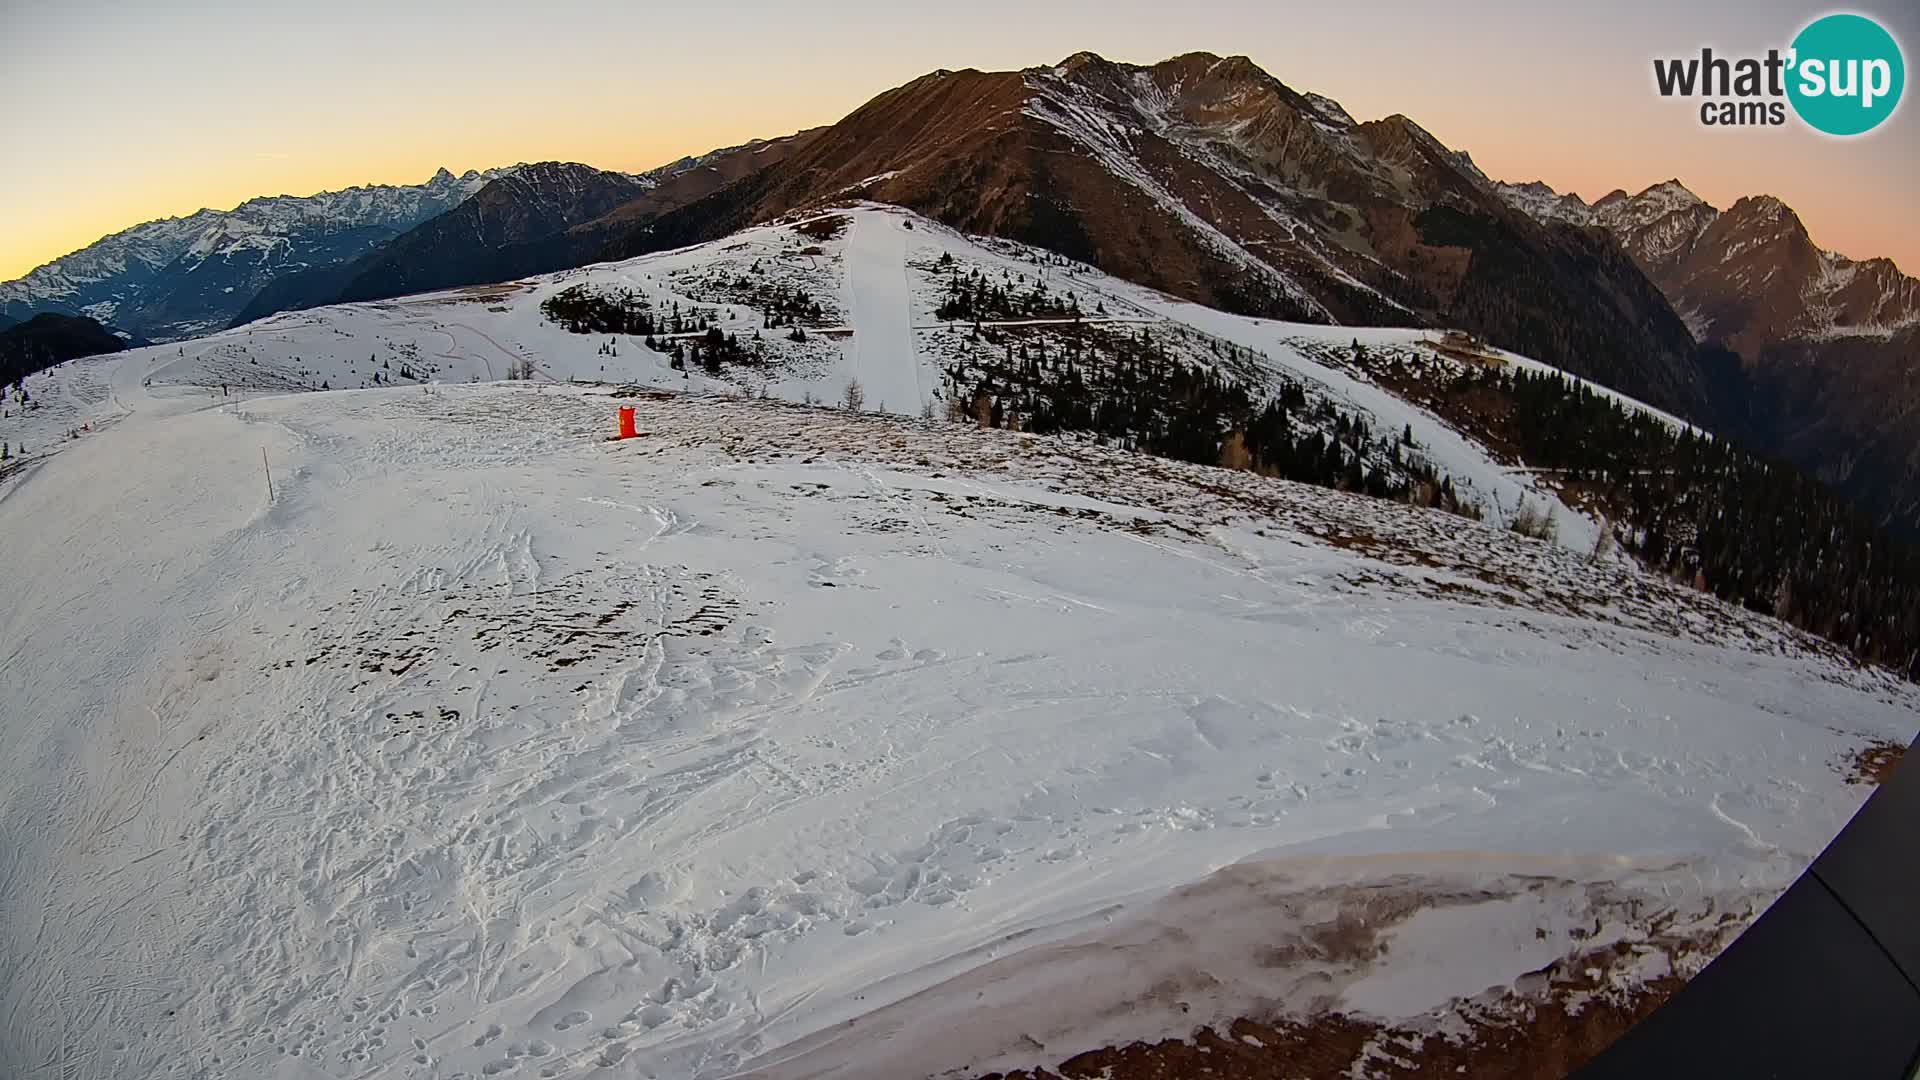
xmin=563 ymin=386 xmax=1862 ymax=673
xmin=961 ymin=868 xmax=1742 ymax=1080
xmin=793 ymin=214 xmax=849 ymax=242
xmin=1426 ymin=331 xmax=1509 ymax=370
xmin=1845 ymin=739 xmax=1908 ymax=786
xmin=977 ymin=947 xmax=1687 ymax=1080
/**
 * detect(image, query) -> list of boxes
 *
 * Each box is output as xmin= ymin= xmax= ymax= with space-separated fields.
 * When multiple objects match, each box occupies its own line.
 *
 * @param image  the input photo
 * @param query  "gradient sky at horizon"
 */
xmin=3 ymin=0 xmax=1916 ymax=281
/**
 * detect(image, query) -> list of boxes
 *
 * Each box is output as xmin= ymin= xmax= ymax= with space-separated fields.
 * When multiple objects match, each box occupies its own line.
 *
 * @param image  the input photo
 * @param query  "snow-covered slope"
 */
xmin=7 ymin=204 xmax=1691 ymax=550
xmin=3 ymin=323 xmax=1914 ymax=1079
xmin=7 ymin=206 xmax=1913 ymax=1077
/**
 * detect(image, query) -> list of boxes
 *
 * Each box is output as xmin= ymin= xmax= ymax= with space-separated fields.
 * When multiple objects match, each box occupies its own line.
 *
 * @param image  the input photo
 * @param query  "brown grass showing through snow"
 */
xmin=976 ymin=956 xmax=1686 ymax=1080
xmin=1846 ymin=739 xmax=1909 ymax=786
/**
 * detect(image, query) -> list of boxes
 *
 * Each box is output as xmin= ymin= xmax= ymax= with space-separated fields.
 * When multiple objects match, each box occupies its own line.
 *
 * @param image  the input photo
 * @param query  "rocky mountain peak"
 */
xmin=1642 ymin=178 xmax=1705 ymax=207
xmin=1155 ymin=51 xmax=1266 ymax=83
xmin=1491 ymin=179 xmax=1595 ymax=226
xmin=1719 ymin=193 xmax=1799 ymax=231
xmin=1052 ymin=49 xmax=1118 ymax=76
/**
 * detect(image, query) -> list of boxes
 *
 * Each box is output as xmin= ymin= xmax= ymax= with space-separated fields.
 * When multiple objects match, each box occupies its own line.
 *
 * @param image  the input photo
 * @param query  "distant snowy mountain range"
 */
xmin=1493 ymin=177 xmax=1920 ymax=347
xmin=226 ymin=162 xmax=654 ymax=326
xmin=230 ymin=134 xmax=819 ymax=327
xmin=0 ymin=167 xmax=529 ymax=340
xmin=0 ymin=136 xmax=818 ymax=346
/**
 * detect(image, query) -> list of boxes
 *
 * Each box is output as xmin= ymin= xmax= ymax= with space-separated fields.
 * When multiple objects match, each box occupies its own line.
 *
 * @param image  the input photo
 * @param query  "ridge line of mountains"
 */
xmin=5 ymin=50 xmax=1917 ymax=537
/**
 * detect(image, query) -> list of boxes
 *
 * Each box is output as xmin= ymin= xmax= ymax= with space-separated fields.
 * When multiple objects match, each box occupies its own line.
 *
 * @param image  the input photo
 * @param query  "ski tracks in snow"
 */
xmin=6 ymin=382 xmax=1917 ymax=1080
xmin=843 ymin=211 xmax=925 ymax=414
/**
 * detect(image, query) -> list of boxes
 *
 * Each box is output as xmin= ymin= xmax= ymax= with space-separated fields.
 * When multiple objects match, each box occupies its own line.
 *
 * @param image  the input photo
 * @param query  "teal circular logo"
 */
xmin=1787 ymin=13 xmax=1905 ymax=135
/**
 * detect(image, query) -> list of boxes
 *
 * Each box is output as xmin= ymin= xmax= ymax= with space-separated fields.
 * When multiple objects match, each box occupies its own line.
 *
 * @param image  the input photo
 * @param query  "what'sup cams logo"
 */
xmin=1654 ymin=12 xmax=1905 ymax=135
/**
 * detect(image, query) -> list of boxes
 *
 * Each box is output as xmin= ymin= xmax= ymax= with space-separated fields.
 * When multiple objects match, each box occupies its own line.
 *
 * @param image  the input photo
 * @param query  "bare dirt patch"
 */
xmin=793 ymin=214 xmax=849 ymax=242
xmin=1844 ymin=739 xmax=1909 ymax=786
xmin=937 ymin=864 xmax=1740 ymax=1080
xmin=977 ymin=950 xmax=1687 ymax=1080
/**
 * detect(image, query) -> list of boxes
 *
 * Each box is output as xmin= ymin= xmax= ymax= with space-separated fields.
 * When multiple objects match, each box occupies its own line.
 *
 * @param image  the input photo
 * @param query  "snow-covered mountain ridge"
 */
xmin=596 ymin=52 xmax=1707 ymax=419
xmin=11 ymin=204 xmax=1675 ymax=548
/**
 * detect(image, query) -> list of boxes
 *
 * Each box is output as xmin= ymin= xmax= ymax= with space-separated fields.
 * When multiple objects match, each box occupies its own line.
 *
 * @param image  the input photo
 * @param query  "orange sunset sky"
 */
xmin=3 ymin=0 xmax=1916 ymax=283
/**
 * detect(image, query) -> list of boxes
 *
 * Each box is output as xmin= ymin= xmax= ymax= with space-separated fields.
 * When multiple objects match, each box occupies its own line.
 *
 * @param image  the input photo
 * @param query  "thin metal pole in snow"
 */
xmin=263 ymin=448 xmax=273 ymax=501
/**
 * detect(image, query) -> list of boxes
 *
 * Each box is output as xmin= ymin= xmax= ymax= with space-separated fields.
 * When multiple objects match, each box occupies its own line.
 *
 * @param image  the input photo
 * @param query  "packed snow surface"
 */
xmin=2 ymin=207 xmax=1915 ymax=1080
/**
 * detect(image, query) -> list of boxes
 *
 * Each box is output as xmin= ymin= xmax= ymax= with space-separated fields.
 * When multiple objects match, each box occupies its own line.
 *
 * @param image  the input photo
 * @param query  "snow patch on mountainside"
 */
xmin=1672 ymin=302 xmax=1714 ymax=341
xmin=1020 ymin=94 xmax=1329 ymax=321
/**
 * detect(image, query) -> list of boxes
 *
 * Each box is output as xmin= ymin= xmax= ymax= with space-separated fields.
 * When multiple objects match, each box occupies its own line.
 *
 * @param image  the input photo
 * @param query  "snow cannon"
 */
xmin=617 ymin=406 xmax=637 ymax=440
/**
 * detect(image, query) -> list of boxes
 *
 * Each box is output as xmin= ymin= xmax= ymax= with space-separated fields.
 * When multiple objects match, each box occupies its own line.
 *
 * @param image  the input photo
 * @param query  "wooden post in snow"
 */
xmin=263 ymin=448 xmax=273 ymax=501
